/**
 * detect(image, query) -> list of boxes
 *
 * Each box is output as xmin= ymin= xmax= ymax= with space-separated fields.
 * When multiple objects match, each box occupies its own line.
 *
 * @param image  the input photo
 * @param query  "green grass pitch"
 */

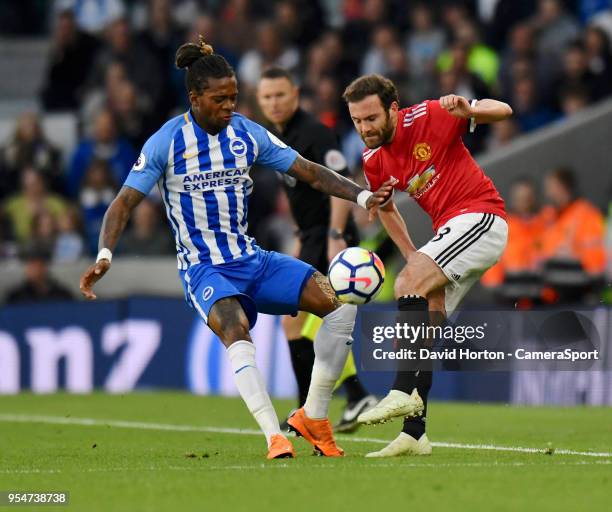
xmin=0 ymin=393 xmax=610 ymax=511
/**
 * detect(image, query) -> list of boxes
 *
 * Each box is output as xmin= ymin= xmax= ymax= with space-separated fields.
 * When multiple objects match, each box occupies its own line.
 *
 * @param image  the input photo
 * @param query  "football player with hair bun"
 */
xmin=79 ymin=37 xmax=392 ymax=460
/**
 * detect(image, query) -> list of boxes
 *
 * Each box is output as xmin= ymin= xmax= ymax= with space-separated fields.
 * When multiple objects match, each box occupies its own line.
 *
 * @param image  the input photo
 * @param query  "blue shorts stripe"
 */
xmin=179 ymin=191 xmax=212 ymax=264
xmin=204 ymin=192 xmax=233 ymax=263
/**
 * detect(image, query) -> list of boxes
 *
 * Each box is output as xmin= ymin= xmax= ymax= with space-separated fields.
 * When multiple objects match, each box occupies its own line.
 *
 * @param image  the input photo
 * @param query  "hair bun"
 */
xmin=175 ymin=35 xmax=214 ymax=69
xmin=198 ymin=35 xmax=214 ymax=56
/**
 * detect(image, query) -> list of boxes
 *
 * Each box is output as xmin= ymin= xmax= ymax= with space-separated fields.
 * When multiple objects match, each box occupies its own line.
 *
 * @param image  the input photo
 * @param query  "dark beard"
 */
xmin=362 ymin=111 xmax=394 ymax=148
xmin=381 ymin=116 xmax=395 ymax=144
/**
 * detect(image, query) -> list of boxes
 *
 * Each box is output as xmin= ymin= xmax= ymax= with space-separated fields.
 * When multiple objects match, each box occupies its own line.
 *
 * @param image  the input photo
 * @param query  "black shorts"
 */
xmin=298 ymin=224 xmax=360 ymax=274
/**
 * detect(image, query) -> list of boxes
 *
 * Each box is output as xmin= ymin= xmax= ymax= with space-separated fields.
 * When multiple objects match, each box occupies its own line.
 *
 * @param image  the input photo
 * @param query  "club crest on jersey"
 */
xmin=229 ymin=137 xmax=247 ymax=157
xmin=406 ymin=164 xmax=436 ymax=197
xmin=202 ymin=286 xmax=214 ymax=301
xmin=132 ymin=153 xmax=146 ymax=171
xmin=413 ymin=142 xmax=432 ymax=162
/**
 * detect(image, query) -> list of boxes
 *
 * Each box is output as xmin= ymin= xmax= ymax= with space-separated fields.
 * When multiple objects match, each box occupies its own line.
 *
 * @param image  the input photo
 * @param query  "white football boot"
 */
xmin=365 ymin=433 xmax=432 ymax=457
xmin=357 ymin=389 xmax=424 ymax=425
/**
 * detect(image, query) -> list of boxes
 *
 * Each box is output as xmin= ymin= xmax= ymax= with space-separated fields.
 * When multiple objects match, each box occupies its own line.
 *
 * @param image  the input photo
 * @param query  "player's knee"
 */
xmin=395 ymin=262 xmax=430 ymax=298
xmin=300 ymin=271 xmax=341 ymax=318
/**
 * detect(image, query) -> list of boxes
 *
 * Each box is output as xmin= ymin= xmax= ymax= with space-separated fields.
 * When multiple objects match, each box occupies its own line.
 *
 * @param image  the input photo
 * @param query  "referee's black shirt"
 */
xmin=267 ymin=108 xmax=357 ymax=234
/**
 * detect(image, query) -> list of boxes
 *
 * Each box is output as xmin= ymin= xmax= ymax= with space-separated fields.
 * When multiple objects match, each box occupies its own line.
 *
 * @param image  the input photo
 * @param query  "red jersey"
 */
xmin=363 ymin=100 xmax=506 ymax=231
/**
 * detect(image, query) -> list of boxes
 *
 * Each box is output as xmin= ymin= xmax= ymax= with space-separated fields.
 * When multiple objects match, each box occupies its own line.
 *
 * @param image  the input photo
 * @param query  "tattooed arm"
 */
xmin=79 ymin=186 xmax=145 ymax=299
xmin=288 ymin=155 xmax=392 ymax=209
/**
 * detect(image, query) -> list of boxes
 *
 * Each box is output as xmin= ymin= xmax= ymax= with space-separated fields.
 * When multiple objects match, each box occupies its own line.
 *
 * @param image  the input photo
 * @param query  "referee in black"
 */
xmin=256 ymin=67 xmax=376 ymax=432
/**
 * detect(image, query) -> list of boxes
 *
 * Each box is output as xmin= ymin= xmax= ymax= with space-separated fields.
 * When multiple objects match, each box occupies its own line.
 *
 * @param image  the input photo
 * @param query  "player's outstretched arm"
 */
xmin=440 ymin=95 xmax=512 ymax=124
xmin=79 ymin=186 xmax=145 ymax=300
xmin=288 ymin=155 xmax=392 ymax=212
xmin=378 ymin=199 xmax=417 ymax=260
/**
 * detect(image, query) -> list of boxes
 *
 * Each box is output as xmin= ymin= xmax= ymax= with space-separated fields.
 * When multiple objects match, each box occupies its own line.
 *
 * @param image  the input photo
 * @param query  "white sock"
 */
xmin=304 ymin=304 xmax=357 ymax=419
xmin=226 ymin=340 xmax=280 ymax=446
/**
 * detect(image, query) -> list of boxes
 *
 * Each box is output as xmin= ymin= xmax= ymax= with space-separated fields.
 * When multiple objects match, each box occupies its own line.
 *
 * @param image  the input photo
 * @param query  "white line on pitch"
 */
xmin=1 ymin=460 xmax=611 ymax=475
xmin=0 ymin=413 xmax=611 ymax=458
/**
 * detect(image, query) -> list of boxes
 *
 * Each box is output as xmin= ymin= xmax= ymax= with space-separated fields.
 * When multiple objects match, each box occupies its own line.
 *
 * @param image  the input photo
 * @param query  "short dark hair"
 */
xmin=342 ymin=74 xmax=399 ymax=109
xmin=175 ymin=35 xmax=235 ymax=93
xmin=260 ymin=66 xmax=296 ymax=84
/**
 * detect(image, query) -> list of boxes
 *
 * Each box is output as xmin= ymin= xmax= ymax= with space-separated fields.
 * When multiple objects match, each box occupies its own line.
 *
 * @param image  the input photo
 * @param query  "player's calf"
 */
xmin=293 ymin=274 xmax=357 ymax=454
xmin=303 ymin=303 xmax=357 ymax=419
xmin=366 ymin=263 xmax=442 ymax=438
xmin=210 ymin=298 xmax=286 ymax=458
xmin=298 ymin=273 xmax=358 ymax=420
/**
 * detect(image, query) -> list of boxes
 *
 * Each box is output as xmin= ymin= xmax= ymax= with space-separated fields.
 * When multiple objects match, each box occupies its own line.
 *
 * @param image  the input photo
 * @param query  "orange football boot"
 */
xmin=266 ymin=434 xmax=296 ymax=459
xmin=287 ymin=408 xmax=344 ymax=457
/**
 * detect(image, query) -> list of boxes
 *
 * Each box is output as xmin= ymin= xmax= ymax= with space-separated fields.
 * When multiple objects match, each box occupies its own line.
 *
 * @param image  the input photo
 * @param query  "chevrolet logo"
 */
xmin=183 ymin=151 xmax=198 ymax=159
xmin=406 ymin=165 xmax=436 ymax=195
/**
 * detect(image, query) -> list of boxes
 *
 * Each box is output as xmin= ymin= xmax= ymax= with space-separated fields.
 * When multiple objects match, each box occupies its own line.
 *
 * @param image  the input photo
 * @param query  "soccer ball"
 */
xmin=328 ymin=247 xmax=385 ymax=304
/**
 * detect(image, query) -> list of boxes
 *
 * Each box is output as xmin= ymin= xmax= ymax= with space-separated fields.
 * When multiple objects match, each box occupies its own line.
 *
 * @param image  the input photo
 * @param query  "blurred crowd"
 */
xmin=0 ymin=0 xmax=611 ymax=304
xmin=482 ymin=168 xmax=607 ymax=305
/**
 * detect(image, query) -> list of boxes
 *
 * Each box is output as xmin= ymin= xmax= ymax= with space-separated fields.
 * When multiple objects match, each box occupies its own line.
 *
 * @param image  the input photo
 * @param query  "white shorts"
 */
xmin=418 ymin=213 xmax=508 ymax=313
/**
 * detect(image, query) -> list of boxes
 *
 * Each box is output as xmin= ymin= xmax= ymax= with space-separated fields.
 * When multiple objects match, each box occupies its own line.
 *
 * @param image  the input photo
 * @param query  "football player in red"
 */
xmin=343 ymin=74 xmax=512 ymax=457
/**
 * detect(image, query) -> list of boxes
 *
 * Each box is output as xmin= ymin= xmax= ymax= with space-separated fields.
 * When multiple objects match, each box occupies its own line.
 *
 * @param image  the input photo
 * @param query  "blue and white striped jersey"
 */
xmin=124 ymin=111 xmax=298 ymax=270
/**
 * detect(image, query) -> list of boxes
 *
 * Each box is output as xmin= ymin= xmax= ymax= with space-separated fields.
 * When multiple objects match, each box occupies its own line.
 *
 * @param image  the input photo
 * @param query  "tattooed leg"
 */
xmin=298 ymin=271 xmax=358 ymax=419
xmin=298 ymin=271 xmax=342 ymax=316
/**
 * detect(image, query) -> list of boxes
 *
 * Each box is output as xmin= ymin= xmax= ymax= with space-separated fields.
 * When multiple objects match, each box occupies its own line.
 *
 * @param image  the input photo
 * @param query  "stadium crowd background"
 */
xmin=0 ymin=0 xmax=610 ymax=305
